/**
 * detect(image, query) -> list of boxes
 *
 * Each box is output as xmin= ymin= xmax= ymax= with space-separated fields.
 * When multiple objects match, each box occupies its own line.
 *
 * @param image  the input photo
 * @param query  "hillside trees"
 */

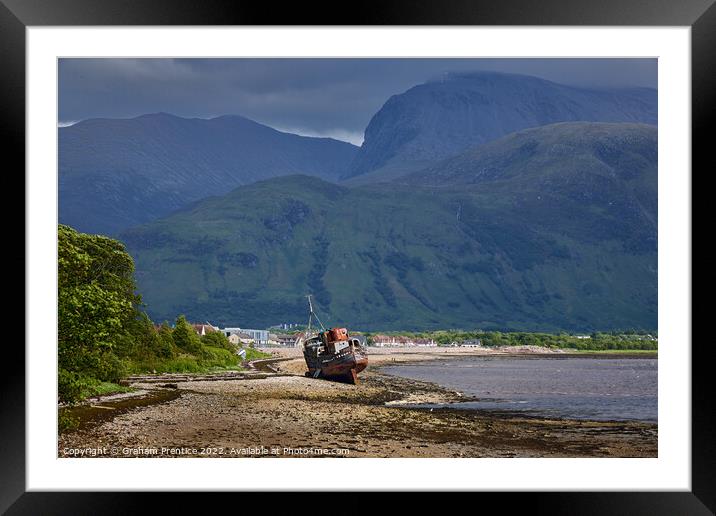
xmin=201 ymin=330 xmax=234 ymax=351
xmin=58 ymin=224 xmax=141 ymax=401
xmin=172 ymin=315 xmax=202 ymax=354
xmin=58 ymin=225 xmax=249 ymax=404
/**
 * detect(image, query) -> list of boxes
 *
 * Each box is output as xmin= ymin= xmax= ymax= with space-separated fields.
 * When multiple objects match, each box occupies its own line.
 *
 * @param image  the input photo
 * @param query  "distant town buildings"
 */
xmin=370 ymin=335 xmax=437 ymax=347
xmin=221 ymin=327 xmax=269 ymax=346
xmin=274 ymin=333 xmax=300 ymax=347
xmin=203 ymin=325 xmax=305 ymax=347
xmin=235 ymin=332 xmax=255 ymax=345
xmin=459 ymin=339 xmax=482 ymax=347
xmin=270 ymin=322 xmax=302 ymax=331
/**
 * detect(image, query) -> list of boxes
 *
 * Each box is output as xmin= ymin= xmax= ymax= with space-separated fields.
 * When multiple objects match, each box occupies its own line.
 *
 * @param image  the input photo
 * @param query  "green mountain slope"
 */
xmin=401 ymin=122 xmax=658 ymax=246
xmin=120 ymin=123 xmax=657 ymax=332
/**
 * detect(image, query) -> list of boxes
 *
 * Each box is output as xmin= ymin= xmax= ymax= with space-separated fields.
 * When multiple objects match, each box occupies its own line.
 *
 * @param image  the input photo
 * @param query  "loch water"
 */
xmin=380 ymin=356 xmax=657 ymax=422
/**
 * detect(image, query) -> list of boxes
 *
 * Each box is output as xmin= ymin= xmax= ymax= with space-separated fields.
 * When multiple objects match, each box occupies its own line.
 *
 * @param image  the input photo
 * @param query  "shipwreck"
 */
xmin=299 ymin=296 xmax=368 ymax=384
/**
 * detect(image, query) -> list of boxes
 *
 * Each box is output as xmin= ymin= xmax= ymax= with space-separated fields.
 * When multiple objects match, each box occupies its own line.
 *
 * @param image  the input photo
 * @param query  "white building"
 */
xmin=221 ymin=327 xmax=270 ymax=346
xmin=460 ymin=339 xmax=482 ymax=347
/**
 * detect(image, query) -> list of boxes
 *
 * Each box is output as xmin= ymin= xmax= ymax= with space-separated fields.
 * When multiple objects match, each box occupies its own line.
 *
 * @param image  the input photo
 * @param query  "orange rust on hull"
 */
xmin=302 ymin=297 xmax=368 ymax=385
xmin=303 ymin=331 xmax=367 ymax=384
xmin=347 ymin=368 xmax=359 ymax=385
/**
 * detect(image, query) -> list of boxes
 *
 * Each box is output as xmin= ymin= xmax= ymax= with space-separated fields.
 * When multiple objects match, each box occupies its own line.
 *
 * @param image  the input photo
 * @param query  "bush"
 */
xmin=95 ymin=353 xmax=129 ymax=383
xmin=155 ymin=356 xmax=203 ymax=373
xmin=201 ymin=331 xmax=234 ymax=351
xmin=172 ymin=315 xmax=202 ymax=354
xmin=155 ymin=326 xmax=177 ymax=358
xmin=58 ymin=369 xmax=89 ymax=404
xmin=58 ymin=410 xmax=79 ymax=433
xmin=199 ymin=346 xmax=240 ymax=369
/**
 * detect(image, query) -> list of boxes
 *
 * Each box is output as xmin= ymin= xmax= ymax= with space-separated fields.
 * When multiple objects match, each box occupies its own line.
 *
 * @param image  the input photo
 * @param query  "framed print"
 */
xmin=3 ymin=0 xmax=711 ymax=513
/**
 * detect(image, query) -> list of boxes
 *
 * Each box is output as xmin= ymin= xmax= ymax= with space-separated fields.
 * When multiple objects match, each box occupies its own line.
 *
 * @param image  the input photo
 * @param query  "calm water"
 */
xmin=380 ymin=356 xmax=657 ymax=422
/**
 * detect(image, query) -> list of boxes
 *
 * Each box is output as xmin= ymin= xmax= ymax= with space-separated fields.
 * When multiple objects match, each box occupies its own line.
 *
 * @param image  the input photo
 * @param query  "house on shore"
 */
xmin=274 ymin=333 xmax=301 ymax=347
xmin=220 ymin=327 xmax=270 ymax=346
xmin=236 ymin=332 xmax=255 ymax=345
xmin=459 ymin=339 xmax=482 ymax=347
xmin=191 ymin=322 xmax=219 ymax=336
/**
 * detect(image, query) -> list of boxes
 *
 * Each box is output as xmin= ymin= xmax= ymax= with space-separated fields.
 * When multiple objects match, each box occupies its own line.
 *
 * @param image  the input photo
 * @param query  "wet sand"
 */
xmin=58 ymin=348 xmax=657 ymax=458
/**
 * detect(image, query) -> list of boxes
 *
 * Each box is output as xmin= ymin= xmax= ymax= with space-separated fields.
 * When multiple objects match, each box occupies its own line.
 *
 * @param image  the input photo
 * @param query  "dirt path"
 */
xmin=58 ymin=353 xmax=657 ymax=458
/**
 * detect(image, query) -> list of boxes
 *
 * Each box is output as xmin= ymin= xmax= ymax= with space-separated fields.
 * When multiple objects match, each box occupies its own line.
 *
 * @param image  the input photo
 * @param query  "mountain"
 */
xmin=119 ymin=123 xmax=657 ymax=332
xmin=344 ymin=72 xmax=657 ymax=183
xmin=59 ymin=113 xmax=358 ymax=235
xmin=401 ymin=121 xmax=657 ymax=217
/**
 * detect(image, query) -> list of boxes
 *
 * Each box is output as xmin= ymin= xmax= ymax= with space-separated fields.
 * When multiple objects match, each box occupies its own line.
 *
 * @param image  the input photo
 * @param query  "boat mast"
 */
xmin=306 ymin=294 xmax=326 ymax=337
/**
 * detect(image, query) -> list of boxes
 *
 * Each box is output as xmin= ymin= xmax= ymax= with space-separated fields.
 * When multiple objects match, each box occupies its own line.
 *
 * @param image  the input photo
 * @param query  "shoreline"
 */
xmin=58 ymin=348 xmax=657 ymax=458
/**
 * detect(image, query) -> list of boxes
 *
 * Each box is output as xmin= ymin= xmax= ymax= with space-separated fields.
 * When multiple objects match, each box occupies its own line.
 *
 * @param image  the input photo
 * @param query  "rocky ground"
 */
xmin=58 ymin=349 xmax=657 ymax=458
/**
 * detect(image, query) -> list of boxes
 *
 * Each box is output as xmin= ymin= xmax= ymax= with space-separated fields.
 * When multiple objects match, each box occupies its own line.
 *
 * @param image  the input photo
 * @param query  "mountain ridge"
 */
xmin=59 ymin=112 xmax=359 ymax=236
xmin=345 ymin=71 xmax=657 ymax=183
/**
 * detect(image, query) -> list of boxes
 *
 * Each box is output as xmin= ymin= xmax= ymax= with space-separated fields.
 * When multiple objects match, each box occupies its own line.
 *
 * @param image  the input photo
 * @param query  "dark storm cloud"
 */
xmin=59 ymin=58 xmax=657 ymax=145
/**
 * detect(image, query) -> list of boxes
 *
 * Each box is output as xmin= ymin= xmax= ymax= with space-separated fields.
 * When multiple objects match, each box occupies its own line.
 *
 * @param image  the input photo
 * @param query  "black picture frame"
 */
xmin=3 ymin=0 xmax=710 ymax=513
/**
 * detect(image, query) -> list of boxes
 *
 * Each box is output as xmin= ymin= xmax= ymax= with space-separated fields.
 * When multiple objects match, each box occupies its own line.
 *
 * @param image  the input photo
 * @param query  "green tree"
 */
xmin=156 ymin=323 xmax=177 ymax=358
xmin=172 ymin=315 xmax=202 ymax=354
xmin=123 ymin=311 xmax=175 ymax=360
xmin=58 ymin=225 xmax=140 ymax=402
xmin=201 ymin=331 xmax=234 ymax=351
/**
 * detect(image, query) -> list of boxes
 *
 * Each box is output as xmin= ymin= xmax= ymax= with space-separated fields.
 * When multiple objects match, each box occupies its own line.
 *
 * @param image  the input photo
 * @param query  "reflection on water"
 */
xmin=380 ymin=357 xmax=657 ymax=422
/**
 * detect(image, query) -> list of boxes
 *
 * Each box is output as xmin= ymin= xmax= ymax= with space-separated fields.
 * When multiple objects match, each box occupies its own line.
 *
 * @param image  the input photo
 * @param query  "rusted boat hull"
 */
xmin=304 ymin=348 xmax=368 ymax=384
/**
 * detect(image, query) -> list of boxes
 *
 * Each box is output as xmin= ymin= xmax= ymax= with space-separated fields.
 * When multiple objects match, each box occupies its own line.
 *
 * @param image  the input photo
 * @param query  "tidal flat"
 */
xmin=58 ymin=348 xmax=657 ymax=458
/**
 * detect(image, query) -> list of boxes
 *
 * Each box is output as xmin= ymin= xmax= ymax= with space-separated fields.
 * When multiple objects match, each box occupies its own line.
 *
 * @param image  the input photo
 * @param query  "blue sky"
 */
xmin=59 ymin=58 xmax=657 ymax=145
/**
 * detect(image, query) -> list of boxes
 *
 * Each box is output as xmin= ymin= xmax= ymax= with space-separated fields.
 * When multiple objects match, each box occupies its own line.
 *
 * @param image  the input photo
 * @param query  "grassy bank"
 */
xmin=61 ymin=341 xmax=272 ymax=408
xmin=126 ymin=346 xmax=271 ymax=375
xmin=79 ymin=379 xmax=135 ymax=399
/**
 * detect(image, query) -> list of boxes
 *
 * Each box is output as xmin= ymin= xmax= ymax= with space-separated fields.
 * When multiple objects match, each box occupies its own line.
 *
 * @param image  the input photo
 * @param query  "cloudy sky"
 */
xmin=59 ymin=58 xmax=657 ymax=146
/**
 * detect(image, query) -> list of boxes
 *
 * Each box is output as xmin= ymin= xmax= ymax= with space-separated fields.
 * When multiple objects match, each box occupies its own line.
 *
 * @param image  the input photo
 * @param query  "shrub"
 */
xmin=201 ymin=331 xmax=234 ymax=351
xmin=172 ymin=315 xmax=202 ymax=354
xmin=58 ymin=369 xmax=88 ymax=404
xmin=199 ymin=347 xmax=240 ymax=369
xmin=58 ymin=410 xmax=79 ymax=433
